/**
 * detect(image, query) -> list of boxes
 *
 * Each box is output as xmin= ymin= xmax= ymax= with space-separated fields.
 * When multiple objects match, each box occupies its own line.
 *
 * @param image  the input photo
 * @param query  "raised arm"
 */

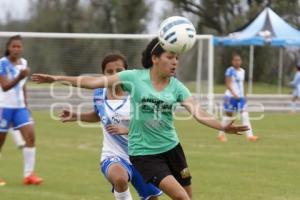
xmin=181 ymin=96 xmax=249 ymax=134
xmin=31 ymin=74 xmax=120 ymax=89
xmin=0 ymin=68 xmax=29 ymax=91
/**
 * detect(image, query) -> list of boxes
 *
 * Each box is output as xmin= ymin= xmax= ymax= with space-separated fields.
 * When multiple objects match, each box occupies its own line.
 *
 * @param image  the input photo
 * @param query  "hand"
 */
xmin=18 ymin=68 xmax=30 ymax=80
xmin=222 ymin=120 xmax=249 ymax=135
xmin=233 ymin=94 xmax=240 ymax=100
xmin=59 ymin=109 xmax=77 ymax=122
xmin=106 ymin=124 xmax=128 ymax=135
xmin=31 ymin=73 xmax=57 ymax=84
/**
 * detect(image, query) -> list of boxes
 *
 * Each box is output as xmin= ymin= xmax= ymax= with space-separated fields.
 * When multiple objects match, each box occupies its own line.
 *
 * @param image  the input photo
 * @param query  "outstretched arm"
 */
xmin=60 ymin=109 xmax=100 ymax=123
xmin=181 ymin=96 xmax=249 ymax=134
xmin=31 ymin=74 xmax=120 ymax=89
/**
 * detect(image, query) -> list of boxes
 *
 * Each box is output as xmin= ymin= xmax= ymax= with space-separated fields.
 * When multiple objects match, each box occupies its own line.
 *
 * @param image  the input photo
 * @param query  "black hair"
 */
xmin=141 ymin=37 xmax=165 ymax=69
xmin=4 ymin=35 xmax=22 ymax=56
xmin=101 ymin=53 xmax=128 ymax=72
xmin=296 ymin=64 xmax=300 ymax=71
xmin=231 ymin=52 xmax=241 ymax=60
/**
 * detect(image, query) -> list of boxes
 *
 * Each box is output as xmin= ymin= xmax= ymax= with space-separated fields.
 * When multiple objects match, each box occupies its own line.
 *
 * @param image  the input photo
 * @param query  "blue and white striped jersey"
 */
xmin=224 ymin=66 xmax=245 ymax=98
xmin=0 ymin=57 xmax=27 ymax=108
xmin=93 ymin=88 xmax=131 ymax=163
xmin=290 ymin=71 xmax=300 ymax=96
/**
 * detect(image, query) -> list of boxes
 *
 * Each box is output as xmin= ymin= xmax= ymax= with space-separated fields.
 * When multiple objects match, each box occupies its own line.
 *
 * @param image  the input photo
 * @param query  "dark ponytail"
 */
xmin=141 ymin=37 xmax=165 ymax=69
xmin=4 ymin=35 xmax=22 ymax=56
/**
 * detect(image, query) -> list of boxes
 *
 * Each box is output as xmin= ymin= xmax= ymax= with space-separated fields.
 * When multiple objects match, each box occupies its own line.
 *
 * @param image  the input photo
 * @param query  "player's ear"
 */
xmin=152 ymin=54 xmax=159 ymax=65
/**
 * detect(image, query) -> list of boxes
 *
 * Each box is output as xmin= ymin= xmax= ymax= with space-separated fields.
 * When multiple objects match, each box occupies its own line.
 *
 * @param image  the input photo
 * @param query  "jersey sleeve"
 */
xmin=225 ymin=67 xmax=234 ymax=77
xmin=118 ymin=70 xmax=136 ymax=92
xmin=176 ymin=80 xmax=192 ymax=102
xmin=0 ymin=59 xmax=8 ymax=76
xmin=21 ymin=58 xmax=28 ymax=69
xmin=93 ymin=88 xmax=104 ymax=113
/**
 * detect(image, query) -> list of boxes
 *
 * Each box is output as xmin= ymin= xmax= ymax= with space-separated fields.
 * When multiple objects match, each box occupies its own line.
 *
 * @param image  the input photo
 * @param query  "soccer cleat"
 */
xmin=218 ymin=134 xmax=227 ymax=142
xmin=0 ymin=178 xmax=6 ymax=186
xmin=247 ymin=135 xmax=259 ymax=142
xmin=23 ymin=173 xmax=43 ymax=185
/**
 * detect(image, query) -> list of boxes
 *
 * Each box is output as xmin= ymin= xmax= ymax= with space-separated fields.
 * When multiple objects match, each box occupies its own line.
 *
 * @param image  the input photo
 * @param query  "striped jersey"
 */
xmin=290 ymin=71 xmax=300 ymax=94
xmin=0 ymin=57 xmax=27 ymax=108
xmin=224 ymin=66 xmax=245 ymax=98
xmin=93 ymin=88 xmax=131 ymax=163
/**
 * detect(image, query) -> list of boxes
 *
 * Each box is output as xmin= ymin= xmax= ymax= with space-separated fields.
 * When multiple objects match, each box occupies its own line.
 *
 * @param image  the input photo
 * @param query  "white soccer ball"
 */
xmin=158 ymin=16 xmax=196 ymax=54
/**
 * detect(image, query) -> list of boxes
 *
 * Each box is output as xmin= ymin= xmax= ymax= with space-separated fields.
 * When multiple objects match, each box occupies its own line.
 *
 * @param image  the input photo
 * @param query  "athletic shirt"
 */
xmin=224 ymin=66 xmax=245 ymax=98
xmin=0 ymin=57 xmax=27 ymax=108
xmin=93 ymin=88 xmax=131 ymax=163
xmin=291 ymin=71 xmax=300 ymax=92
xmin=118 ymin=69 xmax=191 ymax=156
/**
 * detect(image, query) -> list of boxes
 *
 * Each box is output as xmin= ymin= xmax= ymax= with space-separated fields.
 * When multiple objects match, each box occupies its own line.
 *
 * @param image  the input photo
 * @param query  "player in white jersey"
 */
xmin=59 ymin=54 xmax=161 ymax=200
xmin=0 ymin=35 xmax=42 ymax=186
xmin=289 ymin=63 xmax=300 ymax=113
xmin=218 ymin=53 xmax=258 ymax=142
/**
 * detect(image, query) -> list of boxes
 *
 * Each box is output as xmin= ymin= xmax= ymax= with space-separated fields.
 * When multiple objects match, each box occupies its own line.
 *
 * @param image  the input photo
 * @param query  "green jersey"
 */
xmin=118 ymin=69 xmax=191 ymax=156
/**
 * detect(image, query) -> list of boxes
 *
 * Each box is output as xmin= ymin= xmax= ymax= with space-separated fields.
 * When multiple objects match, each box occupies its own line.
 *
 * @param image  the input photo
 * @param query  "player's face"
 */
xmin=103 ymin=59 xmax=126 ymax=75
xmin=232 ymin=56 xmax=242 ymax=68
xmin=8 ymin=40 xmax=23 ymax=58
xmin=154 ymin=51 xmax=179 ymax=77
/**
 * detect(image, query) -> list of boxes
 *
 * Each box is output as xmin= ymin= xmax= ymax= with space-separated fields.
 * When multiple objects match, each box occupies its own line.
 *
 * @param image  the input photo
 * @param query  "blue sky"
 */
xmin=0 ymin=0 xmax=30 ymax=23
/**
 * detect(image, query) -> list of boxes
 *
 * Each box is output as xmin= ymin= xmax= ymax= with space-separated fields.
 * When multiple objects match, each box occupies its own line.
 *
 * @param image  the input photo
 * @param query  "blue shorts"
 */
xmin=101 ymin=156 xmax=162 ymax=200
xmin=0 ymin=107 xmax=33 ymax=133
xmin=223 ymin=96 xmax=246 ymax=112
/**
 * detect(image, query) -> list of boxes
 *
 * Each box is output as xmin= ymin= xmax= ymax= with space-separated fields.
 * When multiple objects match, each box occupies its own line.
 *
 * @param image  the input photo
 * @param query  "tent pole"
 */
xmin=248 ymin=45 xmax=254 ymax=94
xmin=196 ymin=40 xmax=203 ymax=96
xmin=278 ymin=48 xmax=283 ymax=94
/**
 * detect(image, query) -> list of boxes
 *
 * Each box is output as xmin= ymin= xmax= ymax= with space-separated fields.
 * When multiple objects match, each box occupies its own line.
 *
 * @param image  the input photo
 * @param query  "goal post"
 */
xmin=0 ymin=31 xmax=214 ymax=111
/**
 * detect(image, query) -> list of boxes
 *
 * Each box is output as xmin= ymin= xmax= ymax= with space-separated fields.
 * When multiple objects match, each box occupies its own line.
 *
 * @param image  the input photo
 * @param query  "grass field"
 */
xmin=1 ymin=111 xmax=300 ymax=200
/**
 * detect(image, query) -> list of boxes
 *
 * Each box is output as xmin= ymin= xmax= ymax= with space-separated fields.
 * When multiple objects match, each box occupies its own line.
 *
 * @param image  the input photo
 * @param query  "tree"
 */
xmin=0 ymin=0 xmax=150 ymax=75
xmin=168 ymin=0 xmax=300 ymax=84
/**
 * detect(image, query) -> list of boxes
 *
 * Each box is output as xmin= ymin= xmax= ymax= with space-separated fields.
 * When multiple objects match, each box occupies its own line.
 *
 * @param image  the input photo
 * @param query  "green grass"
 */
xmin=1 ymin=112 xmax=300 ymax=200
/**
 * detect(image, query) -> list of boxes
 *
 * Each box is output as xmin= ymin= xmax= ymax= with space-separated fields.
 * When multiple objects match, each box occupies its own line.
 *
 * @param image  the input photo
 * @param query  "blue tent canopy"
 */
xmin=214 ymin=7 xmax=300 ymax=46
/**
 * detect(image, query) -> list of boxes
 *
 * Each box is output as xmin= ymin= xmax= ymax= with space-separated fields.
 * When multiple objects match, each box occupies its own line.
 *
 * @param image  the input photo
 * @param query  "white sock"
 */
xmin=114 ymin=188 xmax=133 ymax=200
xmin=23 ymin=147 xmax=36 ymax=177
xmin=219 ymin=115 xmax=232 ymax=136
xmin=10 ymin=129 xmax=25 ymax=149
xmin=290 ymin=102 xmax=296 ymax=112
xmin=241 ymin=112 xmax=253 ymax=137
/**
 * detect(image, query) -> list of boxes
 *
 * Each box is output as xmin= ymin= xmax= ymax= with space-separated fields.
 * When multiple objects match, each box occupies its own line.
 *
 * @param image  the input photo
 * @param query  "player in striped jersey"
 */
xmin=218 ymin=53 xmax=258 ymax=142
xmin=0 ymin=35 xmax=42 ymax=185
xmin=59 ymin=54 xmax=161 ymax=200
xmin=289 ymin=63 xmax=300 ymax=113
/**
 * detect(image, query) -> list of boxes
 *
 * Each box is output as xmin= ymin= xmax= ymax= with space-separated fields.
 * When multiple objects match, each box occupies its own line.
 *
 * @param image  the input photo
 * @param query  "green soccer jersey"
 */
xmin=118 ymin=69 xmax=191 ymax=156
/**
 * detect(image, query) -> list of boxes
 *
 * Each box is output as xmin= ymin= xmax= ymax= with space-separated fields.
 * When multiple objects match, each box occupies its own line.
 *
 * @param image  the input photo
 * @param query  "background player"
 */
xmin=0 ymin=35 xmax=42 ymax=185
xmin=289 ymin=62 xmax=300 ymax=113
xmin=218 ymin=53 xmax=258 ymax=142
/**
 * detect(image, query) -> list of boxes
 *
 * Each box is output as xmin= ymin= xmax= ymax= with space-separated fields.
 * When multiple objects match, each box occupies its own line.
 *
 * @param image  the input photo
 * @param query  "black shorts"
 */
xmin=129 ymin=143 xmax=192 ymax=187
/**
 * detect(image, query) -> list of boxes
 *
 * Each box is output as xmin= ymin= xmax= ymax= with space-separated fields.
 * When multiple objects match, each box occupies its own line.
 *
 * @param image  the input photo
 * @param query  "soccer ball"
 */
xmin=158 ymin=16 xmax=196 ymax=54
